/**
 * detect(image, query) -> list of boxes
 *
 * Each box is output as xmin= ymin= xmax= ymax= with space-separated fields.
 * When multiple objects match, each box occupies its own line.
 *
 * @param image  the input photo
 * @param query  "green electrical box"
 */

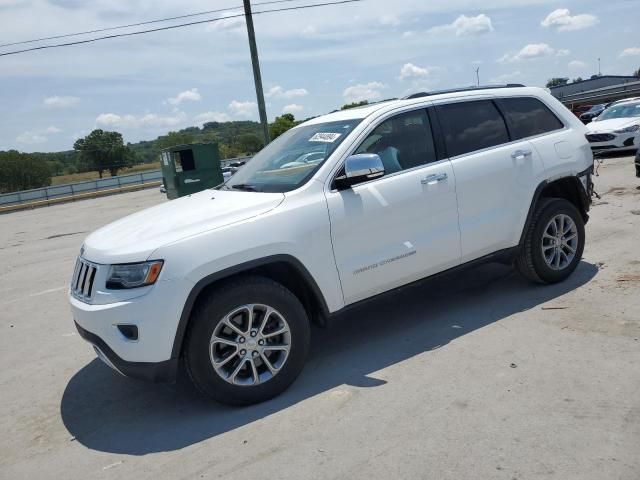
xmin=159 ymin=143 xmax=223 ymax=199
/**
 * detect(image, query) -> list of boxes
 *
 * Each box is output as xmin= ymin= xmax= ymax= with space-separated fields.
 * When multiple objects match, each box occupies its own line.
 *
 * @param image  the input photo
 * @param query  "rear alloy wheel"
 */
xmin=516 ymin=198 xmax=585 ymax=284
xmin=185 ymin=276 xmax=310 ymax=406
xmin=540 ymin=213 xmax=579 ymax=271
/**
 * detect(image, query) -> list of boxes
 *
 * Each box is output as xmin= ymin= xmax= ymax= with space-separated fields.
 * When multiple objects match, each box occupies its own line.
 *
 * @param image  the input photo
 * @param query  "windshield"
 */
xmin=222 ymin=119 xmax=361 ymax=193
xmin=597 ymin=101 xmax=640 ymax=121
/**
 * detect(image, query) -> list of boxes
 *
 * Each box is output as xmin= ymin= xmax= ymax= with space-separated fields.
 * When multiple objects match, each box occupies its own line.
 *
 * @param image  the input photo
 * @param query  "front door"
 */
xmin=325 ymin=109 xmax=462 ymax=305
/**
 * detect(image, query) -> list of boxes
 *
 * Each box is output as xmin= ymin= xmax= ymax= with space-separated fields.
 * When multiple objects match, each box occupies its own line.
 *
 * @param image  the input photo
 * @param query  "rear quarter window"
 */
xmin=498 ymin=97 xmax=564 ymax=140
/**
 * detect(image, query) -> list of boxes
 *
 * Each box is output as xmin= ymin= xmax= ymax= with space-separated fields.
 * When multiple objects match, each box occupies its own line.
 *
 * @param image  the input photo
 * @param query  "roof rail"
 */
xmin=403 ymin=84 xmax=525 ymax=100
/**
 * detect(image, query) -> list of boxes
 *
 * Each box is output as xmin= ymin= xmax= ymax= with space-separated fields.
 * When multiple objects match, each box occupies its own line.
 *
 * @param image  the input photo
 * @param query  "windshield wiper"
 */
xmin=231 ymin=184 xmax=258 ymax=192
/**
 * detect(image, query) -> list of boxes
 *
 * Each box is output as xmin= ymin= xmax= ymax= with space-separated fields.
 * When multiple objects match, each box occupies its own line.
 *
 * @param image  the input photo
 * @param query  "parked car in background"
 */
xmin=69 ymin=85 xmax=593 ymax=405
xmin=635 ymin=148 xmax=640 ymax=177
xmin=586 ymin=99 xmax=640 ymax=153
xmin=222 ymin=166 xmax=238 ymax=180
xmin=571 ymin=104 xmax=593 ymax=118
xmin=580 ymin=104 xmax=606 ymax=124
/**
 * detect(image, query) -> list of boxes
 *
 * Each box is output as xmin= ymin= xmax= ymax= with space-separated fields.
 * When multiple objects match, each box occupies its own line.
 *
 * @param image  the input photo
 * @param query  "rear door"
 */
xmin=434 ymin=99 xmax=546 ymax=262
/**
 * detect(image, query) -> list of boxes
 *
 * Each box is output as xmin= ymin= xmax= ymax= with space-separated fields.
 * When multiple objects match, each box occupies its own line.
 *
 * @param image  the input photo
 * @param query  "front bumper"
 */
xmin=75 ymin=321 xmax=178 ymax=382
xmin=587 ymin=132 xmax=638 ymax=152
xmin=69 ymin=270 xmax=194 ymax=382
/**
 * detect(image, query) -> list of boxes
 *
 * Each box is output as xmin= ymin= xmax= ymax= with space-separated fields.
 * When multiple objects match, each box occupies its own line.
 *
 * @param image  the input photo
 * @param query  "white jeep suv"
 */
xmin=69 ymin=85 xmax=594 ymax=405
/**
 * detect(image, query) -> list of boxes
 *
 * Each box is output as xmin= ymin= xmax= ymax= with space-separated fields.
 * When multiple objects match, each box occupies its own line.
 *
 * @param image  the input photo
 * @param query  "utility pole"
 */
xmin=475 ymin=67 xmax=480 ymax=86
xmin=597 ymin=57 xmax=601 ymax=76
xmin=243 ymin=0 xmax=270 ymax=144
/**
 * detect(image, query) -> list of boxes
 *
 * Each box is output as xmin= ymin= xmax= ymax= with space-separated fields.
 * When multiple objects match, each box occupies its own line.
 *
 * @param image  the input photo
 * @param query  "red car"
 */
xmin=571 ymin=104 xmax=593 ymax=118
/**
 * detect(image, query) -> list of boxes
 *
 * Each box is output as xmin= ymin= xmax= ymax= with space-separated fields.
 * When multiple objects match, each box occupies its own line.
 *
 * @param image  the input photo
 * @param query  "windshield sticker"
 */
xmin=309 ymin=132 xmax=342 ymax=143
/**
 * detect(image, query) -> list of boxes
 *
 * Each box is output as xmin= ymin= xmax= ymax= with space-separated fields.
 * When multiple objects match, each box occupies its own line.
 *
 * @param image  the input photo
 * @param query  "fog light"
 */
xmin=117 ymin=324 xmax=138 ymax=341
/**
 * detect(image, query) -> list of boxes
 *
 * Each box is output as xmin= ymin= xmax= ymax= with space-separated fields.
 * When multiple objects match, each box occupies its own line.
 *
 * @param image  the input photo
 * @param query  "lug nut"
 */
xmin=240 ymin=349 xmax=246 ymax=356
xmin=258 ymin=339 xmax=265 ymax=346
xmin=252 ymin=351 xmax=259 ymax=357
xmin=250 ymin=330 xmax=257 ymax=337
xmin=239 ymin=337 xmax=246 ymax=343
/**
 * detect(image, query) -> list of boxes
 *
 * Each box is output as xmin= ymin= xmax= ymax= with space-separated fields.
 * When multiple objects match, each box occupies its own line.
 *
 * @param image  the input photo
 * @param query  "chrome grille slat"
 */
xmin=71 ymin=257 xmax=98 ymax=301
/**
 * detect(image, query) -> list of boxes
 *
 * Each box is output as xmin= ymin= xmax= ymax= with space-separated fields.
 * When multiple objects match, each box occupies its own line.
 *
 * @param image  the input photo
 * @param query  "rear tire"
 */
xmin=516 ymin=198 xmax=585 ymax=284
xmin=185 ymin=276 xmax=310 ymax=406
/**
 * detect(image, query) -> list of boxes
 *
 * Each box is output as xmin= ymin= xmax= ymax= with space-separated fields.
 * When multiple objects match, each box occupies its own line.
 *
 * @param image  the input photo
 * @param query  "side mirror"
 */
xmin=334 ymin=154 xmax=385 ymax=190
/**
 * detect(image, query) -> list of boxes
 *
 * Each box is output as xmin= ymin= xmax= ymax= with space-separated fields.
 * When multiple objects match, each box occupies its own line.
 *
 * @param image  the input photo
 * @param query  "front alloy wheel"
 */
xmin=210 ymin=304 xmax=291 ymax=386
xmin=185 ymin=276 xmax=310 ymax=406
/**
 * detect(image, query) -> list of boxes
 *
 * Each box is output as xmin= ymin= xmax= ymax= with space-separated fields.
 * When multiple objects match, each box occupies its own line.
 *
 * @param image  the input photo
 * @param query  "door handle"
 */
xmin=511 ymin=149 xmax=532 ymax=160
xmin=421 ymin=173 xmax=448 ymax=184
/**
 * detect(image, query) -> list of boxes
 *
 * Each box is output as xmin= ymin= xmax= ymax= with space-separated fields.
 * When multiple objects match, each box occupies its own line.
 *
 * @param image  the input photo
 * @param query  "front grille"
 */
xmin=586 ymin=133 xmax=615 ymax=142
xmin=71 ymin=257 xmax=97 ymax=300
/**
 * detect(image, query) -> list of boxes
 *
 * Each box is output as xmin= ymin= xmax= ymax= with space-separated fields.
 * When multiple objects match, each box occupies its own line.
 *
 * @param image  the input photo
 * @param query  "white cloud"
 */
xmin=166 ymin=88 xmax=202 ymax=106
xmin=430 ymin=14 xmax=494 ymax=37
xmin=399 ymin=63 xmax=432 ymax=80
xmin=619 ymin=47 xmax=640 ymax=58
xmin=489 ymin=71 xmax=523 ymax=84
xmin=193 ymin=111 xmax=232 ymax=124
xmin=15 ymin=125 xmax=62 ymax=144
xmin=541 ymin=9 xmax=599 ymax=32
xmin=16 ymin=131 xmax=47 ymax=144
xmin=95 ymin=111 xmax=187 ymax=129
xmin=342 ymin=82 xmax=386 ymax=103
xmin=379 ymin=15 xmax=401 ymax=27
xmin=228 ymin=100 xmax=257 ymax=118
xmin=499 ymin=43 xmax=570 ymax=62
xmin=206 ymin=11 xmax=245 ymax=33
xmin=43 ymin=95 xmax=79 ymax=108
xmin=265 ymin=86 xmax=309 ymax=99
xmin=568 ymin=60 xmax=588 ymax=70
xmin=282 ymin=104 xmax=304 ymax=114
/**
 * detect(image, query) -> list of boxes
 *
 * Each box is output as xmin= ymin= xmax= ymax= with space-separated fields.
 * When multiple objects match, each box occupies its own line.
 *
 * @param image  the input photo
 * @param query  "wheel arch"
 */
xmin=170 ymin=255 xmax=330 ymax=360
xmin=519 ymin=175 xmax=590 ymax=247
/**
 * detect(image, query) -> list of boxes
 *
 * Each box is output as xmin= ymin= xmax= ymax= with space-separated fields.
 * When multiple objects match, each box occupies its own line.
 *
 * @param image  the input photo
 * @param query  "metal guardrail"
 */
xmin=0 ymin=155 xmax=253 ymax=213
xmin=0 ymin=170 xmax=163 ymax=211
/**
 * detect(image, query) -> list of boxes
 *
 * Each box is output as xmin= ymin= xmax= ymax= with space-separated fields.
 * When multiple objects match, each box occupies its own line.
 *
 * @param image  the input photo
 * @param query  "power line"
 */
xmin=0 ymin=0 xmax=362 ymax=57
xmin=0 ymin=0 xmax=303 ymax=49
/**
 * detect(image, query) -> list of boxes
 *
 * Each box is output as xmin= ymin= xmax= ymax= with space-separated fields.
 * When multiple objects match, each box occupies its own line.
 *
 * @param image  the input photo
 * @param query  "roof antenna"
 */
xmin=475 ymin=67 xmax=480 ymax=86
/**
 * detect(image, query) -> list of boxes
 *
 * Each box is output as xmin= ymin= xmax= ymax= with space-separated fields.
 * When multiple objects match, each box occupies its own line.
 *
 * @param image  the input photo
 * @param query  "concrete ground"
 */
xmin=0 ymin=155 xmax=638 ymax=480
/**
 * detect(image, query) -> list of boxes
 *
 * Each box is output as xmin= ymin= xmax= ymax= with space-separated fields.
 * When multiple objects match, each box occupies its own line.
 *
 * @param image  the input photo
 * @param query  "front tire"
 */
xmin=516 ymin=198 xmax=585 ymax=284
xmin=185 ymin=276 xmax=310 ymax=406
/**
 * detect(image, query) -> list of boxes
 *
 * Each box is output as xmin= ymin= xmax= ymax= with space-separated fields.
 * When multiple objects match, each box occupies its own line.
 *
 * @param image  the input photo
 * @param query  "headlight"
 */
xmin=106 ymin=260 xmax=163 ymax=289
xmin=613 ymin=124 xmax=640 ymax=134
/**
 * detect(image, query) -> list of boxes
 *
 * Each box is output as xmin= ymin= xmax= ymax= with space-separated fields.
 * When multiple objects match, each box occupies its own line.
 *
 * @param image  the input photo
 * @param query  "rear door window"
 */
xmin=437 ymin=100 xmax=510 ymax=157
xmin=498 ymin=97 xmax=564 ymax=139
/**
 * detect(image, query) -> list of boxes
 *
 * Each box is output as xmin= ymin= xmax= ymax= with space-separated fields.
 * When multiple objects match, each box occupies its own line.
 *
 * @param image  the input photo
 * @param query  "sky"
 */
xmin=0 ymin=0 xmax=638 ymax=152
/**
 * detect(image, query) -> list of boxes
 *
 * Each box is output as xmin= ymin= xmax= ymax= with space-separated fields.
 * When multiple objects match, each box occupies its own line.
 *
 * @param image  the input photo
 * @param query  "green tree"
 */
xmin=341 ymin=100 xmax=369 ymax=110
xmin=0 ymin=150 xmax=51 ymax=193
xmin=269 ymin=113 xmax=296 ymax=140
xmin=236 ymin=133 xmax=264 ymax=154
xmin=571 ymin=77 xmax=583 ymax=83
xmin=156 ymin=131 xmax=196 ymax=150
xmin=546 ymin=77 xmax=569 ymax=88
xmin=634 ymin=66 xmax=640 ymax=77
xmin=73 ymin=129 xmax=136 ymax=178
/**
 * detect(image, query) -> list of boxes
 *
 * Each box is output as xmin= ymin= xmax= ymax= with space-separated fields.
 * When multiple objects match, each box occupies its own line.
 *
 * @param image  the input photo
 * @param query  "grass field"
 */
xmin=51 ymin=162 xmax=161 ymax=185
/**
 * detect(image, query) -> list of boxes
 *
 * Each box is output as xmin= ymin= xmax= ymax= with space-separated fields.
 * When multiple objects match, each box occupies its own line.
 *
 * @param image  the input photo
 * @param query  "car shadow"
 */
xmin=60 ymin=261 xmax=598 ymax=455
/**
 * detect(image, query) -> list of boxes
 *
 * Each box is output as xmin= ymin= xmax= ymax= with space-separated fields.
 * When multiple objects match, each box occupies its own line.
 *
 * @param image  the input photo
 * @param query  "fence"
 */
xmin=0 ymin=170 xmax=163 ymax=212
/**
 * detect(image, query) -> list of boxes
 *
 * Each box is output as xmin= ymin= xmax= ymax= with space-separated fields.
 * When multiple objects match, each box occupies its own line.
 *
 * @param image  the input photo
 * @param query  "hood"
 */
xmin=82 ymin=189 xmax=285 ymax=264
xmin=587 ymin=117 xmax=640 ymax=132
